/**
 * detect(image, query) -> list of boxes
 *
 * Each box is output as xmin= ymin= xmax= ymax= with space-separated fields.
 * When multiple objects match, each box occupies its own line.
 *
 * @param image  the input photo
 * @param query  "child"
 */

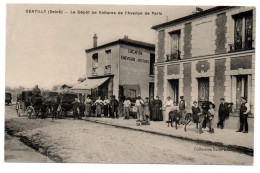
xmin=208 ymin=103 xmax=215 ymax=133
xmin=172 ymin=102 xmax=179 ymax=112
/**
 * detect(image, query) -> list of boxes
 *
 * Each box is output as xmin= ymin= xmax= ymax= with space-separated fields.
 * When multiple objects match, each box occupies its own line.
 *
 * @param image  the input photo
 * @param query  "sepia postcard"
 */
xmin=4 ymin=3 xmax=255 ymax=165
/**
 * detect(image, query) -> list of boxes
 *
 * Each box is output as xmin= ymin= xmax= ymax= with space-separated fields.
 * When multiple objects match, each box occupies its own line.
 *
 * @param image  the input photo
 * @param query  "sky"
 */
xmin=5 ymin=4 xmax=212 ymax=90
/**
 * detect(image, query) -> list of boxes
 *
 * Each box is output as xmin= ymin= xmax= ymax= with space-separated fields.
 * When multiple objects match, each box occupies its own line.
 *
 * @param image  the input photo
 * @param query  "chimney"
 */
xmin=93 ymin=34 xmax=98 ymax=48
xmin=124 ymin=35 xmax=129 ymax=39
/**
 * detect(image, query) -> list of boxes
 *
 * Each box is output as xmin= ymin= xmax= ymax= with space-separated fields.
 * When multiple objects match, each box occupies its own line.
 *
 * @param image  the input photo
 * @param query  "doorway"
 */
xmin=168 ymin=79 xmax=179 ymax=103
xmin=235 ymin=75 xmax=248 ymax=110
xmin=198 ymin=77 xmax=209 ymax=104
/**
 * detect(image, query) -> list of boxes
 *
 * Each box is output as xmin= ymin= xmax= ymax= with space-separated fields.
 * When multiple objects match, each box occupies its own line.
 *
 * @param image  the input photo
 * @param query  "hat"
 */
xmin=193 ymin=101 xmax=197 ymax=104
xmin=220 ymin=98 xmax=225 ymax=101
xmin=180 ymin=96 xmax=184 ymax=99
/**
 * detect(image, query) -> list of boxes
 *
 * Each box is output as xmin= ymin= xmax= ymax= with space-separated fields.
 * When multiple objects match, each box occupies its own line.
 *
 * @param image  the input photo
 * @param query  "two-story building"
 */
xmin=152 ymin=6 xmax=255 ymax=125
xmin=72 ymin=35 xmax=155 ymax=100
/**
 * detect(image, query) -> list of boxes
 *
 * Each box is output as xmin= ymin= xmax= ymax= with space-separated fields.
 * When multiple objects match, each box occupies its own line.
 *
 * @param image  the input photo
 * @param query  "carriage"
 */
xmin=42 ymin=91 xmax=60 ymax=117
xmin=16 ymin=90 xmax=45 ymax=118
xmin=57 ymin=92 xmax=79 ymax=118
xmin=5 ymin=92 xmax=12 ymax=105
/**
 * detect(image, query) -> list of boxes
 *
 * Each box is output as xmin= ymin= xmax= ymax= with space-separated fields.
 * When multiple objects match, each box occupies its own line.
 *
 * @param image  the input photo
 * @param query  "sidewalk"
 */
xmin=85 ymin=117 xmax=254 ymax=155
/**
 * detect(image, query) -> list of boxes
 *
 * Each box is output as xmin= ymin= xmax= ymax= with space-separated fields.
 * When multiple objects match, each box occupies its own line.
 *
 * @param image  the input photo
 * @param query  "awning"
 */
xmin=71 ymin=77 xmax=109 ymax=91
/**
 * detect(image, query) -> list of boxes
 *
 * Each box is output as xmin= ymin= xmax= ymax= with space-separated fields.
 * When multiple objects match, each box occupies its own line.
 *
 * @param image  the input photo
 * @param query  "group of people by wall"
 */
xmin=79 ymin=95 xmax=164 ymax=122
xmin=162 ymin=95 xmax=250 ymax=134
xmin=72 ymin=93 xmax=250 ymax=133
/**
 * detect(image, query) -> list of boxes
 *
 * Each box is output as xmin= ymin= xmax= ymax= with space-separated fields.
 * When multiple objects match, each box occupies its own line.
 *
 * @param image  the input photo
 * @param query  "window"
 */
xmin=232 ymin=10 xmax=253 ymax=51
xmin=92 ymin=53 xmax=98 ymax=75
xmin=149 ymin=53 xmax=155 ymax=75
xmin=104 ymin=49 xmax=111 ymax=74
xmin=167 ymin=30 xmax=181 ymax=61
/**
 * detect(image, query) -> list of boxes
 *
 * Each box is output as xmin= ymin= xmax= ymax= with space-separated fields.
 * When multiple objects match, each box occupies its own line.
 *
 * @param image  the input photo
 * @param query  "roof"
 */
xmin=71 ymin=77 xmax=110 ymax=90
xmin=151 ymin=6 xmax=235 ymax=30
xmin=85 ymin=38 xmax=155 ymax=53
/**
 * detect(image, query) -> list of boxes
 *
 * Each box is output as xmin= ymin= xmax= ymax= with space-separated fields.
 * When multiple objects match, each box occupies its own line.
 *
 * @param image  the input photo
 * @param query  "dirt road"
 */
xmin=5 ymin=105 xmax=253 ymax=164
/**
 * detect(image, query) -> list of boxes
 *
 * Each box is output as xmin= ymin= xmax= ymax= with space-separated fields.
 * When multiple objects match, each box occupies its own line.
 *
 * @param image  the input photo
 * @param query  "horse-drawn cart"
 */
xmin=5 ymin=92 xmax=12 ymax=105
xmin=16 ymin=90 xmax=45 ymax=118
xmin=57 ymin=92 xmax=78 ymax=118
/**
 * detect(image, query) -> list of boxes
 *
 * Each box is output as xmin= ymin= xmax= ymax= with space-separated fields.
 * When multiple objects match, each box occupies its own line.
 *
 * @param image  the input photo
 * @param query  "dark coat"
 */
xmin=218 ymin=102 xmax=230 ymax=119
xmin=110 ymin=99 xmax=119 ymax=113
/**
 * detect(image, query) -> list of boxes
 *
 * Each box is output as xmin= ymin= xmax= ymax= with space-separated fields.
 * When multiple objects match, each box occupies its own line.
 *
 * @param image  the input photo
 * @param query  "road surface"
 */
xmin=5 ymin=104 xmax=53 ymax=162
xmin=5 ymin=105 xmax=252 ymax=164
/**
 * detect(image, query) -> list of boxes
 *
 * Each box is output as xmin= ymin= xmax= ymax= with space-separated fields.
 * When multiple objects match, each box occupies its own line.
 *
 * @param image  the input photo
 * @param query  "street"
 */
xmin=4 ymin=104 xmax=53 ymax=162
xmin=5 ymin=105 xmax=253 ymax=164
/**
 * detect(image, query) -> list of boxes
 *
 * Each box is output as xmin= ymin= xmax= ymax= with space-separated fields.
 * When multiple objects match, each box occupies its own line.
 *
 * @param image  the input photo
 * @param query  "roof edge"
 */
xmin=85 ymin=39 xmax=155 ymax=53
xmin=151 ymin=6 xmax=236 ymax=30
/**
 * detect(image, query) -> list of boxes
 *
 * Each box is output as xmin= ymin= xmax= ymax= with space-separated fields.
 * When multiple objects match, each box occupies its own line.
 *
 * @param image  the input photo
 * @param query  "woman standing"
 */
xmin=85 ymin=95 xmax=93 ymax=118
xmin=143 ymin=97 xmax=150 ymax=121
xmin=152 ymin=96 xmax=162 ymax=121
xmin=94 ymin=96 xmax=103 ymax=117
xmin=163 ymin=96 xmax=174 ymax=122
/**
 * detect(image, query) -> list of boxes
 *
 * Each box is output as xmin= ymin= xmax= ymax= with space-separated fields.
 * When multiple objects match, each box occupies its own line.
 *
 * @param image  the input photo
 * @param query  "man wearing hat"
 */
xmin=217 ymin=98 xmax=230 ymax=129
xmin=236 ymin=97 xmax=250 ymax=133
xmin=179 ymin=96 xmax=186 ymax=123
xmin=110 ymin=95 xmax=119 ymax=119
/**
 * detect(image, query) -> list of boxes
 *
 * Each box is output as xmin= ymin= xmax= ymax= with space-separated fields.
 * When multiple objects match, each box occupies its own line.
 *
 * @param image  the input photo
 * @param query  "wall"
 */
xmin=183 ymin=62 xmax=192 ymax=110
xmin=86 ymin=44 xmax=120 ymax=98
xmin=215 ymin=12 xmax=227 ymax=54
xmin=213 ymin=59 xmax=226 ymax=108
xmin=119 ymin=44 xmax=154 ymax=99
xmin=157 ymin=30 xmax=165 ymax=63
xmin=86 ymin=44 xmax=120 ymax=77
xmin=157 ymin=6 xmax=256 ymax=59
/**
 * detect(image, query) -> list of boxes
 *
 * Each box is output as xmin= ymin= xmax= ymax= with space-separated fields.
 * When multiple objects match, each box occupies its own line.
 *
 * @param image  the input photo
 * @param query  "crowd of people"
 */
xmin=18 ymin=84 xmax=251 ymax=134
xmin=75 ymin=95 xmax=164 ymax=122
xmin=72 ymin=94 xmax=250 ymax=134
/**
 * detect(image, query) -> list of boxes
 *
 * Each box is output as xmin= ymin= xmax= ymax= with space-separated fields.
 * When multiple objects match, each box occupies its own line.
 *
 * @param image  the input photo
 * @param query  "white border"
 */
xmin=1 ymin=0 xmax=259 ymax=173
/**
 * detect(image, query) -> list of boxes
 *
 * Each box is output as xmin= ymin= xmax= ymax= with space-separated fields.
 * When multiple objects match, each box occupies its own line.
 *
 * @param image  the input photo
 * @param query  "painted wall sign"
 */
xmin=128 ymin=49 xmax=143 ymax=55
xmin=121 ymin=55 xmax=149 ymax=63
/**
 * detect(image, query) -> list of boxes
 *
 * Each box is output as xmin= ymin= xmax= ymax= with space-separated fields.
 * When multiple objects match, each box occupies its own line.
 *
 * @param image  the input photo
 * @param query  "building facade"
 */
xmin=152 ymin=6 xmax=255 ymax=122
xmin=85 ymin=36 xmax=155 ymax=100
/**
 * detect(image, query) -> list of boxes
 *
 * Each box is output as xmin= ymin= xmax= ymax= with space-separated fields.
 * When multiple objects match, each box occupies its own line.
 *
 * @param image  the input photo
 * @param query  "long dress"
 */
xmin=85 ymin=98 xmax=92 ymax=116
xmin=163 ymin=100 xmax=174 ymax=121
xmin=94 ymin=99 xmax=103 ymax=117
xmin=143 ymin=101 xmax=150 ymax=117
xmin=152 ymin=99 xmax=162 ymax=121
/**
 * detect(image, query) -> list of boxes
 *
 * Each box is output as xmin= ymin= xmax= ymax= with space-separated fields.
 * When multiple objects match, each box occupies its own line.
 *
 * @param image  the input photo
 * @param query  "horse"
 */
xmin=184 ymin=111 xmax=209 ymax=134
xmin=167 ymin=111 xmax=182 ymax=129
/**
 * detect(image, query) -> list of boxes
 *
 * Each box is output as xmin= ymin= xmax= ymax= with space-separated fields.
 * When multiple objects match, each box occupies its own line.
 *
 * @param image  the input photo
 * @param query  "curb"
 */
xmin=5 ymin=126 xmax=64 ymax=163
xmin=85 ymin=118 xmax=254 ymax=156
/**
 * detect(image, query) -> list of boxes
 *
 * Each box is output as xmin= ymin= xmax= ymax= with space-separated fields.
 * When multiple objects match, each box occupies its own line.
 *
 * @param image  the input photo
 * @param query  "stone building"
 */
xmin=152 ymin=6 xmax=255 ymax=123
xmin=72 ymin=35 xmax=155 ymax=100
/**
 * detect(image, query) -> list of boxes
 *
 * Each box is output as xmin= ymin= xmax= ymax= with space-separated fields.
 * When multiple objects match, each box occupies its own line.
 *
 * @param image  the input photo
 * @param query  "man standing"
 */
xmin=217 ymin=98 xmax=230 ymax=129
xmin=123 ymin=97 xmax=131 ymax=120
xmin=103 ymin=96 xmax=110 ymax=117
xmin=110 ymin=95 xmax=119 ymax=119
xmin=135 ymin=95 xmax=144 ymax=121
xmin=236 ymin=97 xmax=250 ymax=133
xmin=179 ymin=96 xmax=186 ymax=124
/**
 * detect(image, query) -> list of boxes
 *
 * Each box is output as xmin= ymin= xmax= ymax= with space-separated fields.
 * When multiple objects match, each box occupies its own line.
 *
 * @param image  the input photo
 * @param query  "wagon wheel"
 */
xmin=26 ymin=106 xmax=35 ymax=119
